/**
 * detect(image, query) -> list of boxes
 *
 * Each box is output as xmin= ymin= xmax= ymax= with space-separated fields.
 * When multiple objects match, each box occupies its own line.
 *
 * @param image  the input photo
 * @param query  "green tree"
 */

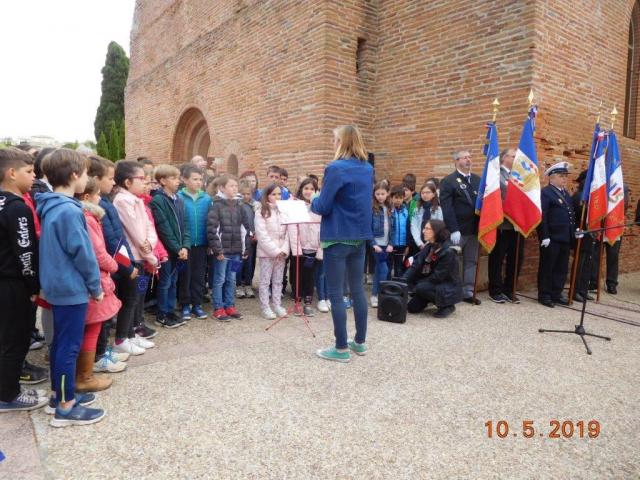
xmin=94 ymin=41 xmax=129 ymax=143
xmin=97 ymin=131 xmax=110 ymax=159
xmin=62 ymin=141 xmax=79 ymax=150
xmin=83 ymin=140 xmax=97 ymax=150
xmin=118 ymin=118 xmax=126 ymax=159
xmin=107 ymin=121 xmax=121 ymax=160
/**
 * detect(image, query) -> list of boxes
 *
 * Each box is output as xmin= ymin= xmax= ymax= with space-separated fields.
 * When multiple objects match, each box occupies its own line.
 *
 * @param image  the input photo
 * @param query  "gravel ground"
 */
xmin=2 ymin=273 xmax=639 ymax=479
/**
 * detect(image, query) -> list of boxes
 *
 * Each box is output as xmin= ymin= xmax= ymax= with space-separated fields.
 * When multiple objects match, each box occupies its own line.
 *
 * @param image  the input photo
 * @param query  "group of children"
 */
xmin=0 ymin=145 xmax=437 ymax=426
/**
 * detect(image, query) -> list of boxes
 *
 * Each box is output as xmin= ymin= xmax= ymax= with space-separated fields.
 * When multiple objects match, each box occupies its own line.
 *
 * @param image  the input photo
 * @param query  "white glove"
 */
xmin=575 ymin=229 xmax=584 ymax=239
xmin=450 ymin=231 xmax=461 ymax=245
xmin=541 ymin=238 xmax=551 ymax=248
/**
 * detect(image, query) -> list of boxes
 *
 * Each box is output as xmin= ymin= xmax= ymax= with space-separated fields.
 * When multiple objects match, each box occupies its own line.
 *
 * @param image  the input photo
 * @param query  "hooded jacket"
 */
xmin=207 ymin=194 xmax=251 ymax=256
xmin=177 ymin=188 xmax=211 ymax=247
xmin=113 ymin=188 xmax=158 ymax=266
xmin=35 ymin=192 xmax=101 ymax=305
xmin=255 ymin=204 xmax=290 ymax=258
xmin=0 ymin=191 xmax=39 ymax=295
xmin=82 ymin=202 xmax=121 ymax=324
xmin=150 ymin=189 xmax=191 ymax=255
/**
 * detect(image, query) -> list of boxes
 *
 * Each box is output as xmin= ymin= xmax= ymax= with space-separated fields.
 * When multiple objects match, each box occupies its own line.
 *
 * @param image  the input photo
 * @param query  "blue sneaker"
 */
xmin=192 ymin=305 xmax=208 ymax=319
xmin=316 ymin=346 xmax=351 ymax=363
xmin=181 ymin=305 xmax=192 ymax=321
xmin=344 ymin=296 xmax=353 ymax=309
xmin=0 ymin=392 xmax=48 ymax=412
xmin=45 ymin=392 xmax=96 ymax=415
xmin=50 ymin=402 xmax=105 ymax=428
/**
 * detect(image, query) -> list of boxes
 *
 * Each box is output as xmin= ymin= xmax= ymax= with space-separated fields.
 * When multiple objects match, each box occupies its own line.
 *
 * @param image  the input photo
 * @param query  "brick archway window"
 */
xmin=227 ymin=154 xmax=239 ymax=175
xmin=624 ymin=2 xmax=640 ymax=139
xmin=172 ymin=108 xmax=211 ymax=164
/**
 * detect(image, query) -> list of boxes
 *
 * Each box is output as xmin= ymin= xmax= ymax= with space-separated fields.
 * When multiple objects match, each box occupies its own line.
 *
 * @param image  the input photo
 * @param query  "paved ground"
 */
xmin=2 ymin=273 xmax=639 ymax=479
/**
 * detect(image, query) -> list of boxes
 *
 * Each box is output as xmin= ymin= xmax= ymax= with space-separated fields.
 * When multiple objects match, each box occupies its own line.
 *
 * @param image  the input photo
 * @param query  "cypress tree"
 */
xmin=118 ymin=118 xmax=126 ymax=159
xmin=94 ymin=41 xmax=129 ymax=142
xmin=107 ymin=120 xmax=121 ymax=160
xmin=97 ymin=131 xmax=110 ymax=159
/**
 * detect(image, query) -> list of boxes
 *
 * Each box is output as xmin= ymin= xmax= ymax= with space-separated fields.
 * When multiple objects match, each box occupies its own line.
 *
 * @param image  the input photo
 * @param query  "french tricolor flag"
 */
xmin=504 ymin=106 xmax=541 ymax=237
xmin=585 ymin=130 xmax=608 ymax=231
xmin=475 ymin=121 xmax=503 ymax=253
xmin=114 ymin=244 xmax=132 ymax=268
xmin=604 ymin=131 xmax=625 ymax=244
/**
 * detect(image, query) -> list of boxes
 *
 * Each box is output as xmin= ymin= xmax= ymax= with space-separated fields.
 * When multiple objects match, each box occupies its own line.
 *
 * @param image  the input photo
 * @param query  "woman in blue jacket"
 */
xmin=311 ymin=125 xmax=373 ymax=363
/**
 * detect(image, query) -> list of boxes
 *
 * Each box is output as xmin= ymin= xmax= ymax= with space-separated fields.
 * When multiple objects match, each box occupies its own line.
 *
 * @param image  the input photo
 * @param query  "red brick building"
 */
xmin=126 ymin=0 xmax=640 ymax=278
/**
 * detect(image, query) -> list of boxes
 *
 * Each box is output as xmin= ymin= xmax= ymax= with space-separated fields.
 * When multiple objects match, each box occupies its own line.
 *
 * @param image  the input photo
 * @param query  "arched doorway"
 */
xmin=227 ymin=154 xmax=239 ymax=175
xmin=172 ymin=107 xmax=211 ymax=164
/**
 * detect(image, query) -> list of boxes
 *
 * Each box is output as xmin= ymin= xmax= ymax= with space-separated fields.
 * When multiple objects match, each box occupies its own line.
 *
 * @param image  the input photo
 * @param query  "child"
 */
xmin=177 ymin=165 xmax=211 ymax=319
xmin=410 ymin=181 xmax=443 ymax=250
xmin=239 ymin=170 xmax=259 ymax=202
xmin=0 ymin=148 xmax=47 ymax=412
xmin=255 ymin=166 xmax=290 ymax=200
xmin=150 ymin=165 xmax=191 ymax=326
xmin=75 ymin=178 xmax=123 ymax=391
xmin=89 ymin=157 xmax=139 ymax=373
xmin=36 ymin=148 xmax=105 ymax=426
xmin=370 ymin=181 xmax=394 ymax=308
xmin=207 ymin=174 xmax=251 ymax=320
xmin=113 ymin=162 xmax=168 ymax=348
xmin=390 ymin=185 xmax=409 ymax=278
xmin=288 ymin=178 xmax=322 ymax=316
xmin=236 ymin=180 xmax=257 ymax=299
xmin=254 ymin=183 xmax=290 ymax=319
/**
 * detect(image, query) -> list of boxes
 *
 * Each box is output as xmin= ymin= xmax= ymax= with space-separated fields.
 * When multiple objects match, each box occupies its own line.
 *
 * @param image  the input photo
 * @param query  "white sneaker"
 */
xmin=133 ymin=334 xmax=155 ymax=349
xmin=370 ymin=295 xmax=378 ymax=308
xmin=109 ymin=350 xmax=129 ymax=362
xmin=273 ymin=305 xmax=287 ymax=317
xmin=262 ymin=308 xmax=277 ymax=320
xmin=244 ymin=286 xmax=255 ymax=298
xmin=236 ymin=287 xmax=246 ymax=298
xmin=93 ymin=355 xmax=127 ymax=373
xmin=112 ymin=338 xmax=145 ymax=356
xmin=317 ymin=300 xmax=329 ymax=313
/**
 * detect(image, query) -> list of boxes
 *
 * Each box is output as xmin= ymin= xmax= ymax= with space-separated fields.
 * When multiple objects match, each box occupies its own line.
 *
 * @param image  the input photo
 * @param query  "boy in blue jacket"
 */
xmin=37 ymin=149 xmax=105 ymax=427
xmin=177 ymin=165 xmax=211 ymax=319
xmin=390 ymin=185 xmax=409 ymax=277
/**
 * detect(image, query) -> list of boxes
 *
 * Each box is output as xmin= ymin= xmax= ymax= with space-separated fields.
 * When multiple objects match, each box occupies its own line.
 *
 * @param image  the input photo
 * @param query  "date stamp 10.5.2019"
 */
xmin=484 ymin=420 xmax=601 ymax=439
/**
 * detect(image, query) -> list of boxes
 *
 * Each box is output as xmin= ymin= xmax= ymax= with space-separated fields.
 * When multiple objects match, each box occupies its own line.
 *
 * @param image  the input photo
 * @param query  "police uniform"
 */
xmin=537 ymin=162 xmax=576 ymax=307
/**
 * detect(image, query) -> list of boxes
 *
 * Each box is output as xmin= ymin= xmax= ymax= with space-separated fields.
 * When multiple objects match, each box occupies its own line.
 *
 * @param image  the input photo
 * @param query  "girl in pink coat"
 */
xmin=75 ymin=179 xmax=123 ymax=392
xmin=254 ymin=183 xmax=289 ymax=319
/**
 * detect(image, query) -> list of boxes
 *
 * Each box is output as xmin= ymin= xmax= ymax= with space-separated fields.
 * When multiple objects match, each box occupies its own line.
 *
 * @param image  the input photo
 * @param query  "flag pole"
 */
xmin=568 ymin=102 xmax=602 ymax=304
xmin=596 ymin=105 xmax=618 ymax=303
xmin=472 ymin=97 xmax=500 ymax=305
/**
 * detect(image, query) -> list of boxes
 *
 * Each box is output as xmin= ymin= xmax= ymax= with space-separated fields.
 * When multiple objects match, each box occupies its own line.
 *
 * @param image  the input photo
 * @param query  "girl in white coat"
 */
xmin=255 ymin=183 xmax=290 ymax=319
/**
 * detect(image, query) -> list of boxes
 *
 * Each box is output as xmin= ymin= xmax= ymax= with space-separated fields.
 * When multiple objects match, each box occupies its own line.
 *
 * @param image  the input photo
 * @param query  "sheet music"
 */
xmin=276 ymin=200 xmax=312 ymax=224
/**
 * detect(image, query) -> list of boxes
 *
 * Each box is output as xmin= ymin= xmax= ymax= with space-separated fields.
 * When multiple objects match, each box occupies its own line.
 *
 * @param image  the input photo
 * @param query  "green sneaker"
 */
xmin=316 ymin=346 xmax=351 ymax=363
xmin=348 ymin=339 xmax=368 ymax=356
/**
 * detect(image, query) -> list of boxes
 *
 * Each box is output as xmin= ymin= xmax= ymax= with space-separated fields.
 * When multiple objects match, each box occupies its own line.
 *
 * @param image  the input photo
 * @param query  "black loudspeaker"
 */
xmin=377 ymin=281 xmax=408 ymax=324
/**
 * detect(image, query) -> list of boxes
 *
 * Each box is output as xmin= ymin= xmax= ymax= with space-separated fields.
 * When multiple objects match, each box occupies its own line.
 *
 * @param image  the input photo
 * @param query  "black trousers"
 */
xmin=391 ymin=246 xmax=406 ymax=278
xmin=590 ymin=239 xmax=622 ymax=288
xmin=95 ymin=319 xmax=113 ymax=359
xmin=289 ymin=253 xmax=317 ymax=301
xmin=407 ymin=283 xmax=437 ymax=313
xmin=178 ymin=245 xmax=207 ymax=306
xmin=574 ymin=236 xmax=595 ymax=297
xmin=488 ymin=229 xmax=524 ymax=296
xmin=0 ymin=280 xmax=32 ymax=402
xmin=537 ymin=242 xmax=570 ymax=302
xmin=115 ymin=274 xmax=141 ymax=340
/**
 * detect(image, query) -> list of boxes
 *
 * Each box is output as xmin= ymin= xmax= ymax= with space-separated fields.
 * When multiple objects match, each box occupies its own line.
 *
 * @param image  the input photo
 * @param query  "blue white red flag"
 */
xmin=475 ymin=122 xmax=503 ymax=252
xmin=504 ymin=106 xmax=541 ymax=236
xmin=604 ymin=131 xmax=624 ymax=244
xmin=585 ymin=129 xmax=608 ymax=231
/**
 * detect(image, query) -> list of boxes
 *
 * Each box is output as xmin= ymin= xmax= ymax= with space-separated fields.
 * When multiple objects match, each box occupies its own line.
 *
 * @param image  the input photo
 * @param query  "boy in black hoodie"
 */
xmin=0 ymin=148 xmax=47 ymax=412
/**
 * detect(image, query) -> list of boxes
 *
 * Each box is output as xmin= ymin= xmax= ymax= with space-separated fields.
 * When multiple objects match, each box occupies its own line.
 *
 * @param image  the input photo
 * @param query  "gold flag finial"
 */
xmin=528 ymin=89 xmax=535 ymax=107
xmin=610 ymin=105 xmax=618 ymax=130
xmin=492 ymin=98 xmax=500 ymax=122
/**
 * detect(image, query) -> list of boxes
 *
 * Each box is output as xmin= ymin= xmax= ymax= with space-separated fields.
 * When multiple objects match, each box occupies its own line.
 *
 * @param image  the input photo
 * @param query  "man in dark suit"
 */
xmin=537 ymin=162 xmax=576 ymax=307
xmin=488 ymin=148 xmax=524 ymax=304
xmin=439 ymin=150 xmax=482 ymax=304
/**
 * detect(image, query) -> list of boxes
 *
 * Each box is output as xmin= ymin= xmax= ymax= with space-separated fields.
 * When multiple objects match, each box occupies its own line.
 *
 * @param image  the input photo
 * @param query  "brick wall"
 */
xmin=126 ymin=0 xmax=640 ymax=287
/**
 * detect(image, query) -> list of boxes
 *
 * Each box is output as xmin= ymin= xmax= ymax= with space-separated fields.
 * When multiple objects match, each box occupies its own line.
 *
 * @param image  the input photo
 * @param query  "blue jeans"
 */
xmin=314 ymin=259 xmax=327 ymax=300
xmin=50 ymin=303 xmax=88 ymax=404
xmin=157 ymin=256 xmax=178 ymax=315
xmin=371 ymin=246 xmax=391 ymax=296
xmin=324 ymin=242 xmax=368 ymax=349
xmin=212 ymin=255 xmax=240 ymax=309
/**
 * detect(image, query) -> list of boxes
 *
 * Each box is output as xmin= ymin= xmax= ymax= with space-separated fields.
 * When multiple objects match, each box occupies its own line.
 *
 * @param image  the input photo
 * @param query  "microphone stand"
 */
xmin=537 ymin=221 xmax=639 ymax=354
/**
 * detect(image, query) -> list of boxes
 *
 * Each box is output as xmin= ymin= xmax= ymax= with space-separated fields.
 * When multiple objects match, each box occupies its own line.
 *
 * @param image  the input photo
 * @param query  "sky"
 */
xmin=0 ymin=0 xmax=136 ymax=143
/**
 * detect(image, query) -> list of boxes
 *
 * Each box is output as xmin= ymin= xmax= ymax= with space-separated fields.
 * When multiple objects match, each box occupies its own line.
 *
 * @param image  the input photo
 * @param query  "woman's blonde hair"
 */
xmin=333 ymin=125 xmax=367 ymax=161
